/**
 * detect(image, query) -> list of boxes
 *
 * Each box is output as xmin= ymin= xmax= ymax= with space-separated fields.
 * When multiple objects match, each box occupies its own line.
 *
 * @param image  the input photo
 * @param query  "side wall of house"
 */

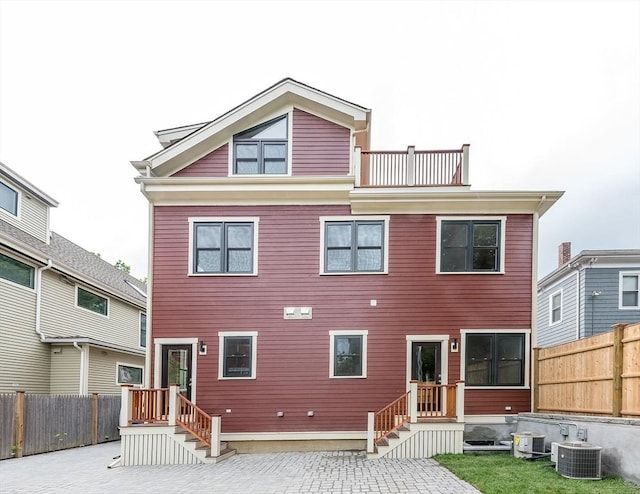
xmin=0 ymin=177 xmax=49 ymax=242
xmin=50 ymin=345 xmax=80 ymax=394
xmin=39 ymin=270 xmax=143 ymax=349
xmin=88 ymin=348 xmax=145 ymax=395
xmin=536 ymin=273 xmax=578 ymax=347
xmin=0 ymin=260 xmax=50 ymax=393
xmin=151 ymin=205 xmax=534 ymax=433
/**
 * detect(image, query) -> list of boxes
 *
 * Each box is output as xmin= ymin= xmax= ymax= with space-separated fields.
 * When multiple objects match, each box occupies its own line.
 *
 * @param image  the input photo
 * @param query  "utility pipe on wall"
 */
xmin=73 ymin=342 xmax=88 ymax=396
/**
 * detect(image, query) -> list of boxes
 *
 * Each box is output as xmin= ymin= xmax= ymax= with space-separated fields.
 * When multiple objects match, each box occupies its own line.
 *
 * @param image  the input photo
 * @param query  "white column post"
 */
xmin=211 ymin=415 xmax=222 ymax=457
xmin=354 ymin=146 xmax=362 ymax=187
xmin=409 ymin=381 xmax=418 ymax=423
xmin=456 ymin=381 xmax=465 ymax=423
xmin=119 ymin=385 xmax=132 ymax=428
xmin=168 ymin=384 xmax=179 ymax=426
xmin=367 ymin=412 xmax=375 ymax=453
xmin=461 ymin=144 xmax=470 ymax=185
xmin=407 ymin=145 xmax=415 ymax=186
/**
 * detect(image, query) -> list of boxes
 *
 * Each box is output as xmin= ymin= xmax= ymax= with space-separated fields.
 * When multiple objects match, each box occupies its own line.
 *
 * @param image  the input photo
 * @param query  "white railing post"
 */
xmin=354 ymin=146 xmax=362 ymax=187
xmin=119 ymin=385 xmax=132 ymax=427
xmin=168 ymin=384 xmax=179 ymax=426
xmin=367 ymin=412 xmax=375 ymax=453
xmin=409 ymin=381 xmax=418 ymax=423
xmin=211 ymin=415 xmax=221 ymax=457
xmin=461 ymin=144 xmax=470 ymax=185
xmin=456 ymin=381 xmax=465 ymax=423
xmin=406 ymin=146 xmax=415 ymax=186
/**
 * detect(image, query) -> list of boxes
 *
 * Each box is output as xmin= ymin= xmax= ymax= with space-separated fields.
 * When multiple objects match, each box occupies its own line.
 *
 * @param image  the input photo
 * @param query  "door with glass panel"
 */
xmin=161 ymin=345 xmax=192 ymax=400
xmin=411 ymin=342 xmax=442 ymax=413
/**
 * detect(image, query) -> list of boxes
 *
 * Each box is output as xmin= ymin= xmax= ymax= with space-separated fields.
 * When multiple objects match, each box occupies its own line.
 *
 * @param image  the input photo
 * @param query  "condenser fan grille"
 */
xmin=556 ymin=442 xmax=602 ymax=480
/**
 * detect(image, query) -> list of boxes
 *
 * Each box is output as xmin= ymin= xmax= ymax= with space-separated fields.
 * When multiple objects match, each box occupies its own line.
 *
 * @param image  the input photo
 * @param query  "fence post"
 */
xmin=92 ymin=393 xmax=99 ymax=445
xmin=366 ymin=412 xmax=375 ymax=454
xmin=168 ymin=385 xmax=179 ymax=427
xmin=612 ymin=324 xmax=626 ymax=417
xmin=13 ymin=391 xmax=25 ymax=458
xmin=533 ymin=347 xmax=540 ymax=412
xmin=119 ymin=385 xmax=132 ymax=428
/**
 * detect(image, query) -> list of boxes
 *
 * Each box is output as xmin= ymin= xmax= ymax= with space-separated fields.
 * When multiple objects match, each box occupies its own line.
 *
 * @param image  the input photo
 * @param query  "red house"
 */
xmin=119 ymin=79 xmax=562 ymax=465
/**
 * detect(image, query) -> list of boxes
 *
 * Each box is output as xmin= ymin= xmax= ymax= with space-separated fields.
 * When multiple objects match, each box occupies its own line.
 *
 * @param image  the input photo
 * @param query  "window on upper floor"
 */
xmin=139 ymin=313 xmax=147 ymax=348
xmin=464 ymin=331 xmax=527 ymax=387
xmin=330 ymin=330 xmax=368 ymax=378
xmin=620 ymin=272 xmax=640 ymax=309
xmin=320 ymin=216 xmax=389 ymax=274
xmin=0 ymin=180 xmax=18 ymax=216
xmin=233 ymin=115 xmax=288 ymax=175
xmin=0 ymin=252 xmax=34 ymax=289
xmin=218 ymin=331 xmax=257 ymax=379
xmin=550 ymin=290 xmax=562 ymax=324
xmin=77 ymin=286 xmax=109 ymax=316
xmin=116 ymin=362 xmax=144 ymax=386
xmin=189 ymin=218 xmax=259 ymax=275
xmin=437 ymin=217 xmax=506 ymax=273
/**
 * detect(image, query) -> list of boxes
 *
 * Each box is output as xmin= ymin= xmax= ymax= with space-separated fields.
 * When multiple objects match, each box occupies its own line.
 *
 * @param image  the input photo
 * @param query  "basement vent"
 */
xmin=556 ymin=441 xmax=602 ymax=480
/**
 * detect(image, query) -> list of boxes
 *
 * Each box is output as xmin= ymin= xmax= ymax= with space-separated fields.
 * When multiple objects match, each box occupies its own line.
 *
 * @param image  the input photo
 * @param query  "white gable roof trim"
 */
xmin=0 ymin=161 xmax=59 ymax=208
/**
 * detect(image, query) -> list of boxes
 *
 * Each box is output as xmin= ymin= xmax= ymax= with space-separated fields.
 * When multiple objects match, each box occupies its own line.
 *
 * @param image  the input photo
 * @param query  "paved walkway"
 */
xmin=0 ymin=442 xmax=480 ymax=493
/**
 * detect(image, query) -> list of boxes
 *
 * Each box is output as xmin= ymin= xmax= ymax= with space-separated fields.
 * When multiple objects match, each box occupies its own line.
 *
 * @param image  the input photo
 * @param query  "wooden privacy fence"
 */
xmin=534 ymin=323 xmax=640 ymax=417
xmin=0 ymin=392 xmax=121 ymax=460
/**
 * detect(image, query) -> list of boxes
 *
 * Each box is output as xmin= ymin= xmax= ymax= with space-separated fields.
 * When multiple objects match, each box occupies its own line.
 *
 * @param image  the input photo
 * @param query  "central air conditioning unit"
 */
xmin=512 ymin=432 xmax=545 ymax=458
xmin=556 ymin=441 xmax=602 ymax=480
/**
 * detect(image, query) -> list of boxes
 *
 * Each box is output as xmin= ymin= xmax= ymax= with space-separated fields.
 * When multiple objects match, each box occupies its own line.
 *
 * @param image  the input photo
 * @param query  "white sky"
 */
xmin=1 ymin=0 xmax=638 ymax=280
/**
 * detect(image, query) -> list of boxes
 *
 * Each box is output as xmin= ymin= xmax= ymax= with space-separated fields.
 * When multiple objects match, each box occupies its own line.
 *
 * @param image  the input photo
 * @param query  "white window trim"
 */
xmin=0 ymin=251 xmax=35 ymax=291
xmin=218 ymin=331 xmax=258 ymax=380
xmin=460 ymin=329 xmax=531 ymax=389
xmin=435 ymin=216 xmax=507 ymax=274
xmin=227 ymin=109 xmax=293 ymax=177
xmin=139 ymin=312 xmax=147 ymax=349
xmin=549 ymin=289 xmax=563 ymax=325
xmin=0 ymin=178 xmax=20 ymax=219
xmin=188 ymin=216 xmax=260 ymax=276
xmin=329 ymin=330 xmax=368 ymax=379
xmin=319 ymin=216 xmax=390 ymax=275
xmin=116 ymin=362 xmax=144 ymax=386
xmin=619 ymin=271 xmax=640 ymax=310
xmin=405 ymin=334 xmax=450 ymax=391
xmin=75 ymin=285 xmax=109 ymax=318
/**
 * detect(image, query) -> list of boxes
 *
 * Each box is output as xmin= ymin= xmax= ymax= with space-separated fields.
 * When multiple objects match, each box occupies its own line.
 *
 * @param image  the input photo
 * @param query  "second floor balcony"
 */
xmin=354 ymin=144 xmax=469 ymax=188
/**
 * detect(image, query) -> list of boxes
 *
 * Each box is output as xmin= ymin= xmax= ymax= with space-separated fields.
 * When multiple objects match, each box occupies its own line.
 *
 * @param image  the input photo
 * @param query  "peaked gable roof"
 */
xmin=132 ymin=78 xmax=370 ymax=178
xmin=0 ymin=161 xmax=59 ymax=208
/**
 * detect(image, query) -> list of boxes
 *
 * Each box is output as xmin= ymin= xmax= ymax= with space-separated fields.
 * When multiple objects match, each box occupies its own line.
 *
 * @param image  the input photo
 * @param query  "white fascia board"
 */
xmin=349 ymin=189 xmax=564 ymax=216
xmin=144 ymin=80 xmax=369 ymax=176
xmin=44 ymin=337 xmax=145 ymax=356
xmin=0 ymin=162 xmax=59 ymax=207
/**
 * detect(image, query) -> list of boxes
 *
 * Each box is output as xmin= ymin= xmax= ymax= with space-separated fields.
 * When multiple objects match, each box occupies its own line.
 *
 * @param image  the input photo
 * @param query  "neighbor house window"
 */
xmin=189 ymin=218 xmax=258 ymax=275
xmin=77 ymin=286 xmax=108 ymax=316
xmin=0 ymin=181 xmax=18 ymax=216
xmin=550 ymin=290 xmax=562 ymax=324
xmin=620 ymin=273 xmax=640 ymax=309
xmin=437 ymin=217 xmax=505 ymax=273
xmin=233 ymin=115 xmax=288 ymax=175
xmin=0 ymin=252 xmax=34 ymax=289
xmin=330 ymin=330 xmax=368 ymax=378
xmin=116 ymin=363 xmax=143 ymax=385
xmin=465 ymin=332 xmax=526 ymax=386
xmin=218 ymin=331 xmax=257 ymax=379
xmin=320 ymin=216 xmax=389 ymax=274
xmin=139 ymin=313 xmax=147 ymax=348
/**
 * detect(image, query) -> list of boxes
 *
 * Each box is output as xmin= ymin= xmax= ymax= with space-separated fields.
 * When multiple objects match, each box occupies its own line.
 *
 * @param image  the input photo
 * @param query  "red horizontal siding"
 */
xmin=172 ymin=144 xmax=229 ymax=177
xmin=291 ymin=109 xmax=350 ymax=175
xmin=151 ymin=207 xmax=534 ymax=432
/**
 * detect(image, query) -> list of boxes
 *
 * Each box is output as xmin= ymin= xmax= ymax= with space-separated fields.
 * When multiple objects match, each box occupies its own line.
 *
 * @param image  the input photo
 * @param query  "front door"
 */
xmin=411 ymin=342 xmax=441 ymax=383
xmin=161 ymin=345 xmax=192 ymax=400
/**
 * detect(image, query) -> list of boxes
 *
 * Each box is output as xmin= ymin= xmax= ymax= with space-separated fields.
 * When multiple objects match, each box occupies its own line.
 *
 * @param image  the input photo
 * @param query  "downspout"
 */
xmin=73 ymin=342 xmax=87 ymax=396
xmin=35 ymin=259 xmax=53 ymax=341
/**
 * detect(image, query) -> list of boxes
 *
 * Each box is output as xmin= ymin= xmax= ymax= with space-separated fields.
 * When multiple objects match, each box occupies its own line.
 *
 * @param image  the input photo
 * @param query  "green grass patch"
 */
xmin=434 ymin=453 xmax=640 ymax=494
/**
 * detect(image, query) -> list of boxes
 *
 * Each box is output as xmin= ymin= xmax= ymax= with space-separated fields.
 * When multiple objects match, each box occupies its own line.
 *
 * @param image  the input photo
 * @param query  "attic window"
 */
xmin=233 ymin=115 xmax=288 ymax=175
xmin=0 ymin=180 xmax=18 ymax=216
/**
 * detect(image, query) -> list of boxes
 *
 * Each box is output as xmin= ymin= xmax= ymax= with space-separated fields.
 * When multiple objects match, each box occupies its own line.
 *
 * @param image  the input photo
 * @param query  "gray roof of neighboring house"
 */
xmin=0 ymin=218 xmax=146 ymax=306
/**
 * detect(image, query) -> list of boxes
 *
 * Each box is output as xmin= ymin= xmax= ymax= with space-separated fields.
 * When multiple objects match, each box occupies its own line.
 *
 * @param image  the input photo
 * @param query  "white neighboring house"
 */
xmin=0 ymin=162 xmax=146 ymax=395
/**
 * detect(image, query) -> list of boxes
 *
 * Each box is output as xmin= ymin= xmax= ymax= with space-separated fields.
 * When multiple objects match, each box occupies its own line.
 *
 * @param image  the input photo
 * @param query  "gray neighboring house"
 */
xmin=0 ymin=162 xmax=147 ymax=395
xmin=536 ymin=242 xmax=640 ymax=347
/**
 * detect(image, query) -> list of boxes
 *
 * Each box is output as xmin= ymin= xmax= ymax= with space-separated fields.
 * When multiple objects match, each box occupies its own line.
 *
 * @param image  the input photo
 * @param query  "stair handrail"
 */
xmin=175 ymin=393 xmax=212 ymax=447
xmin=373 ymin=391 xmax=410 ymax=441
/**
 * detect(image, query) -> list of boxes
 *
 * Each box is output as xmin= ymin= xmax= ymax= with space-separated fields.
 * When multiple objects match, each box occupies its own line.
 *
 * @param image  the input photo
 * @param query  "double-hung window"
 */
xmin=550 ymin=290 xmax=562 ymax=324
xmin=0 ymin=181 xmax=18 ymax=216
xmin=190 ymin=218 xmax=258 ymax=275
xmin=0 ymin=252 xmax=34 ymax=289
xmin=233 ymin=115 xmax=288 ymax=175
xmin=464 ymin=332 xmax=526 ymax=386
xmin=77 ymin=286 xmax=109 ymax=316
xmin=620 ymin=272 xmax=640 ymax=309
xmin=330 ymin=330 xmax=368 ymax=378
xmin=438 ymin=217 xmax=505 ymax=273
xmin=321 ymin=217 xmax=388 ymax=274
xmin=218 ymin=332 xmax=257 ymax=379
